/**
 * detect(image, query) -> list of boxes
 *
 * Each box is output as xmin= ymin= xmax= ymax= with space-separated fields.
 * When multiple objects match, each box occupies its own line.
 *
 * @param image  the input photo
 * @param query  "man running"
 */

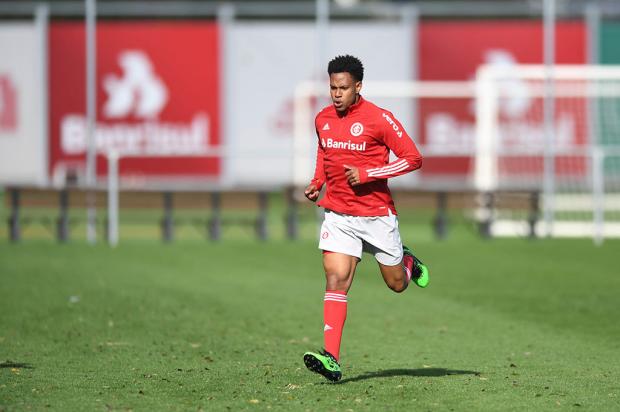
xmin=303 ymin=55 xmax=429 ymax=382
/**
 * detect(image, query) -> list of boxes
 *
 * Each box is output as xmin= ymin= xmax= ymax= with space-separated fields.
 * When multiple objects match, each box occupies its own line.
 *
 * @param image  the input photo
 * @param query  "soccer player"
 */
xmin=303 ymin=55 xmax=429 ymax=382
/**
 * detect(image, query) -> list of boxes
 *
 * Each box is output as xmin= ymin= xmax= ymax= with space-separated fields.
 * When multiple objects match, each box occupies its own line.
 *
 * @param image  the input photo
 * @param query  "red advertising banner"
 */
xmin=418 ymin=20 xmax=586 ymax=180
xmin=49 ymin=21 xmax=220 ymax=183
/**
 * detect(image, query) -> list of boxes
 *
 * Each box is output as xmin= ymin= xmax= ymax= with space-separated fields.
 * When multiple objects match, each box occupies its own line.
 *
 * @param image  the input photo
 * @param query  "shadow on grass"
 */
xmin=337 ymin=368 xmax=479 ymax=384
xmin=0 ymin=361 xmax=34 ymax=369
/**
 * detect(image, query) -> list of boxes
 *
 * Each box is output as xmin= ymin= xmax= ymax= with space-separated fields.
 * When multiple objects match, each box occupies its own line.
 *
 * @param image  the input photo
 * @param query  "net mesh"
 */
xmin=485 ymin=71 xmax=620 ymax=238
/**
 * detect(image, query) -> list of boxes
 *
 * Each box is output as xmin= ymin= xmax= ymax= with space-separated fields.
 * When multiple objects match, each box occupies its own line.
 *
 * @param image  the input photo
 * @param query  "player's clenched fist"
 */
xmin=344 ymin=165 xmax=361 ymax=186
xmin=304 ymin=184 xmax=320 ymax=202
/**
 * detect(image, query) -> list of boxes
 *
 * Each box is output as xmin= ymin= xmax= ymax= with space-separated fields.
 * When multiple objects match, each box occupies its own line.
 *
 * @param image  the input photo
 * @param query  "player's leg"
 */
xmin=377 ymin=245 xmax=429 ymax=291
xmin=304 ymin=210 xmax=362 ymax=382
xmin=403 ymin=245 xmax=430 ymax=288
xmin=323 ymin=250 xmax=358 ymax=292
xmin=322 ymin=253 xmax=357 ymax=358
xmin=377 ymin=260 xmax=409 ymax=293
xmin=361 ymin=211 xmax=429 ymax=292
xmin=322 ymin=251 xmax=358 ymax=361
xmin=358 ymin=211 xmax=409 ymax=292
xmin=304 ymin=252 xmax=358 ymax=382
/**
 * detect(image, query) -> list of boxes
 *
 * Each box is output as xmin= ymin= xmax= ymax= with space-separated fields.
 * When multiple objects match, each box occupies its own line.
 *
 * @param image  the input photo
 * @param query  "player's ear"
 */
xmin=355 ymin=81 xmax=362 ymax=94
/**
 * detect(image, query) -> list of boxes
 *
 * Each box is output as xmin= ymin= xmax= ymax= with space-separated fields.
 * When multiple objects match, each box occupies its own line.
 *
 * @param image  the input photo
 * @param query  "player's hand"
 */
xmin=344 ymin=165 xmax=361 ymax=186
xmin=304 ymin=184 xmax=320 ymax=202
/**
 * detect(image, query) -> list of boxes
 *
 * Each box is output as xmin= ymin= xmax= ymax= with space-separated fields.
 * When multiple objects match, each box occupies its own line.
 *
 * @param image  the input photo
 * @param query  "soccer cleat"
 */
xmin=403 ymin=245 xmax=429 ymax=288
xmin=303 ymin=350 xmax=342 ymax=382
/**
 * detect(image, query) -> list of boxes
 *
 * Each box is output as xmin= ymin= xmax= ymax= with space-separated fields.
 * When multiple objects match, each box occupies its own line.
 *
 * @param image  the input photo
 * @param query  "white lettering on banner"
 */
xmin=323 ymin=137 xmax=366 ymax=151
xmin=425 ymin=113 xmax=472 ymax=153
xmin=59 ymin=50 xmax=213 ymax=156
xmin=60 ymin=114 xmax=210 ymax=155
xmin=381 ymin=113 xmax=403 ymax=137
xmin=425 ymin=112 xmax=576 ymax=153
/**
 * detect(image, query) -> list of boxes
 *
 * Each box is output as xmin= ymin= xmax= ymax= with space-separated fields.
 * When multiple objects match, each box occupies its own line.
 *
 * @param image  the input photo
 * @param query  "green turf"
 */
xmin=1 ymin=235 xmax=619 ymax=411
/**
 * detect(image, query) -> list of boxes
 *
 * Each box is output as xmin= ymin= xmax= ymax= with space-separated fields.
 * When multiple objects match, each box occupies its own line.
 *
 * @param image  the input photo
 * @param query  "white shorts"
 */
xmin=318 ymin=209 xmax=404 ymax=266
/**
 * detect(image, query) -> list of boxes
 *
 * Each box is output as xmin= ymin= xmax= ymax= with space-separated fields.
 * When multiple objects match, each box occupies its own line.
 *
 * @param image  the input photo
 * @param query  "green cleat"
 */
xmin=303 ymin=350 xmax=342 ymax=382
xmin=403 ymin=245 xmax=429 ymax=288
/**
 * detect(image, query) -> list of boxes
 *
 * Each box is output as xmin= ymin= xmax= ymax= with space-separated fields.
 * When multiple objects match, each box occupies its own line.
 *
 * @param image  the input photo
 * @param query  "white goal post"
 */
xmin=476 ymin=64 xmax=620 ymax=243
xmin=104 ymin=148 xmax=223 ymax=247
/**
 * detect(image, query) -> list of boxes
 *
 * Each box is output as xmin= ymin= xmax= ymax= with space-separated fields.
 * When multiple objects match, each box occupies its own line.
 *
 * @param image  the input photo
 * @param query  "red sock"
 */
xmin=323 ymin=290 xmax=347 ymax=361
xmin=403 ymin=254 xmax=414 ymax=284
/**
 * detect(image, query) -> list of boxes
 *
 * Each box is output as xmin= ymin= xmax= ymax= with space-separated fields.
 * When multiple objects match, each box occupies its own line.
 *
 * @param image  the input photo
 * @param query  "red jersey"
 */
xmin=310 ymin=96 xmax=423 ymax=216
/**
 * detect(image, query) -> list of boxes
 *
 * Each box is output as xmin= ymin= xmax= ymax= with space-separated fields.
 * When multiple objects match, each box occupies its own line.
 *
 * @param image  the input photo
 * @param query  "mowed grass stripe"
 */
xmin=1 ymin=240 xmax=619 ymax=411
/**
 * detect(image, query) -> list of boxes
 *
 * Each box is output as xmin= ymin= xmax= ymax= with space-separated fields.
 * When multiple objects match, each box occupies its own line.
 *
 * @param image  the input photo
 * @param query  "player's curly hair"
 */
xmin=327 ymin=55 xmax=364 ymax=82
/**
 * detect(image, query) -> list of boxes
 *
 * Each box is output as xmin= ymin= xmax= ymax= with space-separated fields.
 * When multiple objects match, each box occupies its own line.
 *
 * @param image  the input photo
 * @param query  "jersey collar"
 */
xmin=337 ymin=95 xmax=365 ymax=117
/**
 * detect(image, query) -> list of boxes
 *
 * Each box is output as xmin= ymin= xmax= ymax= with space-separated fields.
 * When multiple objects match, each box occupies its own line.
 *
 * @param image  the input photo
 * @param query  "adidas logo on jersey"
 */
xmin=322 ymin=123 xmax=330 ymax=130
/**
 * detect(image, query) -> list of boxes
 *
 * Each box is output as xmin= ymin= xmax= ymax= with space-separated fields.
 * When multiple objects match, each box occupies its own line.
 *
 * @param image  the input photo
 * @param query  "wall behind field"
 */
xmin=3 ymin=13 xmax=618 ymax=190
xmin=0 ymin=22 xmax=47 ymax=186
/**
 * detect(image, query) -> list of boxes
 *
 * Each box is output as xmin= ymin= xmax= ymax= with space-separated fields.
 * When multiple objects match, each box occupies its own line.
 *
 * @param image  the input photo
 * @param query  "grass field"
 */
xmin=1 ymin=227 xmax=620 ymax=410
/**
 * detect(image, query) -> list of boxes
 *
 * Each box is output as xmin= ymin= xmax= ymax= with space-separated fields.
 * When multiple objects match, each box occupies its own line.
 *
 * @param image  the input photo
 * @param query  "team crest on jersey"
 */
xmin=350 ymin=122 xmax=364 ymax=137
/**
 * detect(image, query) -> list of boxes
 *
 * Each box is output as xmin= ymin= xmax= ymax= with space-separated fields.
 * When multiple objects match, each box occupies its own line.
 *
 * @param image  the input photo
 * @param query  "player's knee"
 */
xmin=325 ymin=271 xmax=351 ymax=290
xmin=379 ymin=265 xmax=407 ymax=293
xmin=386 ymin=279 xmax=407 ymax=293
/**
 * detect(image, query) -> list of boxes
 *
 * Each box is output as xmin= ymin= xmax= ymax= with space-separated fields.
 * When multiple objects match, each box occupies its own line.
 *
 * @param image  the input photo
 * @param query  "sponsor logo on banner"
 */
xmin=60 ymin=50 xmax=209 ymax=156
xmin=419 ymin=20 xmax=586 ymax=176
xmin=0 ymin=75 xmax=17 ymax=132
xmin=103 ymin=50 xmax=167 ymax=119
xmin=425 ymin=49 xmax=576 ymax=153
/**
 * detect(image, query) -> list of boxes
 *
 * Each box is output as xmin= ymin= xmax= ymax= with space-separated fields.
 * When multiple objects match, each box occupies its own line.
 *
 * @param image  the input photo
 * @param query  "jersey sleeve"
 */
xmin=310 ymin=126 xmax=326 ymax=189
xmin=359 ymin=111 xmax=423 ymax=184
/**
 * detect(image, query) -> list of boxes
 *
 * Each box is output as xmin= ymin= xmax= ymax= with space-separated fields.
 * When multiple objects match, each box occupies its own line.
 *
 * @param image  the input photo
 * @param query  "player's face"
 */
xmin=329 ymin=72 xmax=362 ymax=114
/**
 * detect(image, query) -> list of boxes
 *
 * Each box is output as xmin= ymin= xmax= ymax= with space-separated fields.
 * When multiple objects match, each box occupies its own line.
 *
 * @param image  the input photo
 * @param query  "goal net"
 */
xmin=476 ymin=65 xmax=620 ymax=243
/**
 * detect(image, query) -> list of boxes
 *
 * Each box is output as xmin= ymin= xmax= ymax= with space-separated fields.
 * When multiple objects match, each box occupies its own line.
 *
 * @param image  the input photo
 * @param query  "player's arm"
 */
xmin=305 ymin=128 xmax=326 ymax=202
xmin=349 ymin=111 xmax=422 ymax=185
